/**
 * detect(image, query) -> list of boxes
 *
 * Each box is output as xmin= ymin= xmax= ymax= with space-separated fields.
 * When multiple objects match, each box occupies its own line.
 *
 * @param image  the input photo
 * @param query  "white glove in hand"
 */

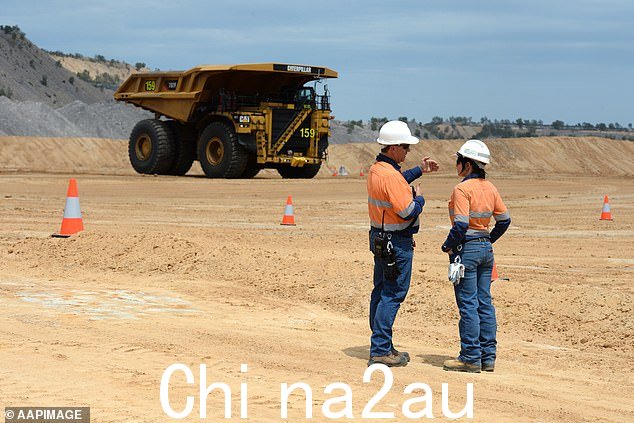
xmin=448 ymin=256 xmax=465 ymax=285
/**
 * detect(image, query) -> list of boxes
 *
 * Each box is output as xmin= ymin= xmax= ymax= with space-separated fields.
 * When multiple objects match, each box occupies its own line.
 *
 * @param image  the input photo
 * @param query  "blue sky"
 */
xmin=3 ymin=0 xmax=633 ymax=125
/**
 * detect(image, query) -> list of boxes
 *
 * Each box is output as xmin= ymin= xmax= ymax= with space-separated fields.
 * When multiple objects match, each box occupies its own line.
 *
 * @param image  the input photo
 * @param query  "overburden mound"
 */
xmin=0 ymin=135 xmax=632 ymax=177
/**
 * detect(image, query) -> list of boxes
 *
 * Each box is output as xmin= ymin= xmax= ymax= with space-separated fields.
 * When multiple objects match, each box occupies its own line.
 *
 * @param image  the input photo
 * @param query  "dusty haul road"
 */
xmin=1 ymin=139 xmax=633 ymax=422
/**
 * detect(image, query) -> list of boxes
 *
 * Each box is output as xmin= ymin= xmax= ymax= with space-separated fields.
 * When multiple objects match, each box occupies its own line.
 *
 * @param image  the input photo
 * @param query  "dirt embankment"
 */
xmin=1 ymin=136 xmax=632 ymax=177
xmin=49 ymin=55 xmax=142 ymax=84
xmin=327 ymin=137 xmax=634 ymax=177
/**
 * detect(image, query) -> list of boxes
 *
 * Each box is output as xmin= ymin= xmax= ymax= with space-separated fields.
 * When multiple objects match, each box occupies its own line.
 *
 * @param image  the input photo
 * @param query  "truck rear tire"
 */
xmin=166 ymin=121 xmax=196 ymax=176
xmin=198 ymin=122 xmax=248 ymax=178
xmin=277 ymin=164 xmax=321 ymax=179
xmin=129 ymin=119 xmax=175 ymax=175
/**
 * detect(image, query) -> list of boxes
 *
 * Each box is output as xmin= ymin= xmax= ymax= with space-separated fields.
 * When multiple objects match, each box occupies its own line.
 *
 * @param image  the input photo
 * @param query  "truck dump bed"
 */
xmin=114 ymin=63 xmax=338 ymax=122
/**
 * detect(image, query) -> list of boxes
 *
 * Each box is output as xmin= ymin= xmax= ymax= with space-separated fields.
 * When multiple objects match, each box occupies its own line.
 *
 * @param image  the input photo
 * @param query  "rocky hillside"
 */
xmin=0 ymin=26 xmax=113 ymax=106
xmin=0 ymin=97 xmax=151 ymax=138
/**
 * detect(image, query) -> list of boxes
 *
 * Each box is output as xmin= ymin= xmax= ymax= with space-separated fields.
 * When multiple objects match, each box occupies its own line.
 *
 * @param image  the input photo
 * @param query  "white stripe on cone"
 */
xmin=63 ymin=197 xmax=82 ymax=219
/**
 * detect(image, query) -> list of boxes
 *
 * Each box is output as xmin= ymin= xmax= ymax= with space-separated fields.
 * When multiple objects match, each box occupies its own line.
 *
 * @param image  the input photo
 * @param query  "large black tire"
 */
xmin=240 ymin=154 xmax=263 ymax=178
xmin=166 ymin=120 xmax=196 ymax=176
xmin=277 ymin=164 xmax=321 ymax=179
xmin=197 ymin=121 xmax=248 ymax=178
xmin=128 ymin=119 xmax=175 ymax=175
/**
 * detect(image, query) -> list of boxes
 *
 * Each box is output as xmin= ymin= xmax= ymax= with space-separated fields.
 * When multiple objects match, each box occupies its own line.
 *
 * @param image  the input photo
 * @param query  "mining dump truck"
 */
xmin=114 ymin=63 xmax=337 ymax=178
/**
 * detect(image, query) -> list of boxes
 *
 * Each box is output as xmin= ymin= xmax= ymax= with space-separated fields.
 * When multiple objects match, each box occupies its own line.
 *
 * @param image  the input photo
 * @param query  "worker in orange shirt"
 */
xmin=367 ymin=120 xmax=439 ymax=367
xmin=441 ymin=139 xmax=511 ymax=373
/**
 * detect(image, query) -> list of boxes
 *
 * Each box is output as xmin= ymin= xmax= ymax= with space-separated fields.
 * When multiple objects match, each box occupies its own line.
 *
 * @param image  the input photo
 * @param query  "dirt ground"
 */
xmin=1 ymin=138 xmax=633 ymax=422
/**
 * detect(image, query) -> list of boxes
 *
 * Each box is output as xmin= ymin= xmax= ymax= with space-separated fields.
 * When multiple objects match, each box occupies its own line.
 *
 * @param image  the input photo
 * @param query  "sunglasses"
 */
xmin=397 ymin=144 xmax=410 ymax=151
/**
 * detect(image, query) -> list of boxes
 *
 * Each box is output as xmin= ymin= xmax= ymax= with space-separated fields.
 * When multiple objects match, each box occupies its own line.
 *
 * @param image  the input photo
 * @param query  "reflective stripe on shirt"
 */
xmin=371 ymin=216 xmax=420 ymax=231
xmin=470 ymin=211 xmax=493 ymax=218
xmin=495 ymin=210 xmax=510 ymax=221
xmin=454 ymin=214 xmax=469 ymax=223
xmin=396 ymin=201 xmax=416 ymax=218
xmin=368 ymin=196 xmax=392 ymax=209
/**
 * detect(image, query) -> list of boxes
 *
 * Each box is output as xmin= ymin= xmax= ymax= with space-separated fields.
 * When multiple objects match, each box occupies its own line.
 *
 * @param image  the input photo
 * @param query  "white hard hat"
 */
xmin=376 ymin=120 xmax=419 ymax=145
xmin=457 ymin=139 xmax=490 ymax=165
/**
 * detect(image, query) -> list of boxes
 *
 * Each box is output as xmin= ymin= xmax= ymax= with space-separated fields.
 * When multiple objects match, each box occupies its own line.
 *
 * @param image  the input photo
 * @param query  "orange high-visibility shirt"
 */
xmin=448 ymin=178 xmax=509 ymax=238
xmin=367 ymin=161 xmax=420 ymax=232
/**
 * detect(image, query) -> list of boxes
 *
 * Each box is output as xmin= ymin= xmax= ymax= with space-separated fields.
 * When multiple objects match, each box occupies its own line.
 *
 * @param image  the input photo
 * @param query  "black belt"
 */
xmin=370 ymin=228 xmax=413 ymax=239
xmin=464 ymin=237 xmax=490 ymax=243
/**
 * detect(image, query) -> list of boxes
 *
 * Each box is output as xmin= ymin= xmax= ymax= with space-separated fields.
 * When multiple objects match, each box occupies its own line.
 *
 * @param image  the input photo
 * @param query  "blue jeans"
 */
xmin=452 ymin=239 xmax=496 ymax=365
xmin=369 ymin=229 xmax=414 ymax=356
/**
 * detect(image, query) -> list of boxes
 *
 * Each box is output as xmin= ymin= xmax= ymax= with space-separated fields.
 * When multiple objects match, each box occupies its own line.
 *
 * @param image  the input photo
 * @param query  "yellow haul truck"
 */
xmin=114 ymin=63 xmax=337 ymax=178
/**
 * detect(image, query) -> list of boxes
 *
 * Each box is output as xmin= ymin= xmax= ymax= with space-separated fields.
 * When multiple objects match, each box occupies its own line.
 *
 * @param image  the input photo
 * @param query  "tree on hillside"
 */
xmin=475 ymin=122 xmax=514 ymax=138
xmin=94 ymin=72 xmax=121 ymax=90
xmin=370 ymin=117 xmax=388 ymax=130
xmin=552 ymin=120 xmax=565 ymax=130
xmin=135 ymin=62 xmax=146 ymax=71
xmin=0 ymin=86 xmax=14 ymax=98
xmin=1 ymin=25 xmax=25 ymax=39
xmin=77 ymin=70 xmax=91 ymax=82
xmin=343 ymin=120 xmax=363 ymax=134
xmin=449 ymin=116 xmax=473 ymax=125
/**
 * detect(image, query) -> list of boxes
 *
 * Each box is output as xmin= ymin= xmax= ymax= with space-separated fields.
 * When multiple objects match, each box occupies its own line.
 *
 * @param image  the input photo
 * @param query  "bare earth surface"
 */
xmin=0 ymin=137 xmax=633 ymax=422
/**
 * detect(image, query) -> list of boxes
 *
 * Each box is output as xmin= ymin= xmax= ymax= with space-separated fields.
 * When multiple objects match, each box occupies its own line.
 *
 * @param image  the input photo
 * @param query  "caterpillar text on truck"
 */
xmin=114 ymin=63 xmax=338 ymax=178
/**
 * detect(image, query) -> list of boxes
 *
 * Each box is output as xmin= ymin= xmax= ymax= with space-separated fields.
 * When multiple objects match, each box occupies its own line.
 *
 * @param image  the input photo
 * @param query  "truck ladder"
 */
xmin=272 ymin=108 xmax=311 ymax=154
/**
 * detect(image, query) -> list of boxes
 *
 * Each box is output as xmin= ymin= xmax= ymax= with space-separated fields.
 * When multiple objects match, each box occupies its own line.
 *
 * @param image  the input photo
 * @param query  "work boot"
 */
xmin=368 ymin=352 xmax=408 ymax=367
xmin=391 ymin=347 xmax=410 ymax=362
xmin=481 ymin=361 xmax=495 ymax=372
xmin=443 ymin=358 xmax=481 ymax=373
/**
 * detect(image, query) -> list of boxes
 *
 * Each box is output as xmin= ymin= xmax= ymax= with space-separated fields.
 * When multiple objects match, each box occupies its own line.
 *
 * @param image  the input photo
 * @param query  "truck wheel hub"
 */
xmin=206 ymin=138 xmax=224 ymax=165
xmin=135 ymin=135 xmax=152 ymax=160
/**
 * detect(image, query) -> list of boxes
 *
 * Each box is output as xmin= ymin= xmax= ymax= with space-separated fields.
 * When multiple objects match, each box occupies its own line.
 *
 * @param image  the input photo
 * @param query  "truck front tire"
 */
xmin=198 ymin=122 xmax=248 ymax=178
xmin=128 ymin=119 xmax=175 ymax=175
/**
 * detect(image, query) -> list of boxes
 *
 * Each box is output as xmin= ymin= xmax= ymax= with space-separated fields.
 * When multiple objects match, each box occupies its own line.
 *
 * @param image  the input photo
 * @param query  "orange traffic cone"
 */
xmin=52 ymin=179 xmax=84 ymax=238
xmin=491 ymin=262 xmax=499 ymax=282
xmin=599 ymin=195 xmax=613 ymax=221
xmin=281 ymin=195 xmax=296 ymax=226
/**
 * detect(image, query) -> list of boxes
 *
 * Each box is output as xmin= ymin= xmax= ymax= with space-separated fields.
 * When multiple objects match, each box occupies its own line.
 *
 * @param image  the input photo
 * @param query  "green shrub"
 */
xmin=0 ymin=86 xmax=14 ymax=98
